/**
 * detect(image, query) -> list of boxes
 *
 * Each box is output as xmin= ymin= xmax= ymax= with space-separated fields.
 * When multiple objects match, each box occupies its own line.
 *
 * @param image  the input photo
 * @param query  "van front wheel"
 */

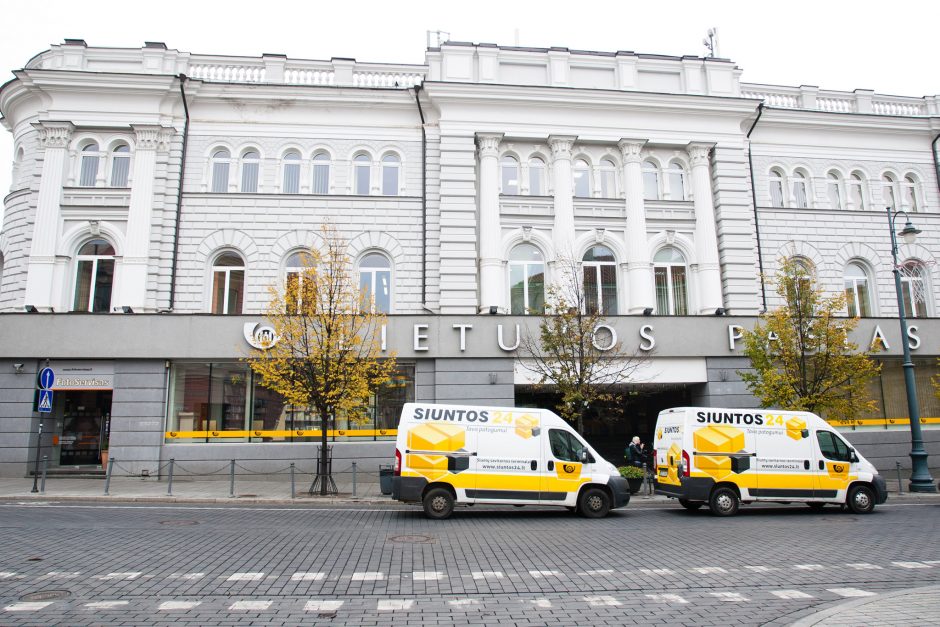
xmin=847 ymin=485 xmax=875 ymax=514
xmin=579 ymin=488 xmax=611 ymax=518
xmin=709 ymin=486 xmax=740 ymax=517
xmin=423 ymin=488 xmax=455 ymax=520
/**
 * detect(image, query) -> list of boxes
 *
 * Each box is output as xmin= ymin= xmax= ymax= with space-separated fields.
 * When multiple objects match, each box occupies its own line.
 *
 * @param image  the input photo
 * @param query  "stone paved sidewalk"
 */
xmin=789 ymin=584 xmax=940 ymax=626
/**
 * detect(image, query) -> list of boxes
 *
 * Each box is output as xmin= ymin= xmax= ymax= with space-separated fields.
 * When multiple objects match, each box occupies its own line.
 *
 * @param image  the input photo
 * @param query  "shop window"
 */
xmin=509 ymin=243 xmax=545 ymax=315
xmin=653 ymin=247 xmax=689 ymax=315
xmin=358 ymin=252 xmax=391 ymax=313
xmin=211 ymin=252 xmax=245 ymax=314
xmin=73 ymin=239 xmax=115 ymax=312
xmin=282 ymin=151 xmax=301 ymax=194
xmin=582 ymin=245 xmax=618 ymax=315
xmin=110 ymin=144 xmax=130 ymax=187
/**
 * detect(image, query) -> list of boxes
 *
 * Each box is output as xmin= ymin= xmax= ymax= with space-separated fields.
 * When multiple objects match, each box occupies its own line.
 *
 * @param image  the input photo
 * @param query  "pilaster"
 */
xmin=549 ymin=135 xmax=577 ymax=259
xmin=688 ymin=142 xmax=723 ymax=313
xmin=477 ymin=133 xmax=503 ymax=312
xmin=619 ymin=138 xmax=654 ymax=313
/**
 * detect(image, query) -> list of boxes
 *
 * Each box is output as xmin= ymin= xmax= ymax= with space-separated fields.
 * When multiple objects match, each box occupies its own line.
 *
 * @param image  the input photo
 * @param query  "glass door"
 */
xmin=58 ymin=390 xmax=112 ymax=466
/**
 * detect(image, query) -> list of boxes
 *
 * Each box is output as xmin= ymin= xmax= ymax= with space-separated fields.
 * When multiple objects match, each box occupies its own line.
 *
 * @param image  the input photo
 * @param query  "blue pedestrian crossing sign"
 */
xmin=38 ymin=389 xmax=53 ymax=413
xmin=39 ymin=367 xmax=55 ymax=390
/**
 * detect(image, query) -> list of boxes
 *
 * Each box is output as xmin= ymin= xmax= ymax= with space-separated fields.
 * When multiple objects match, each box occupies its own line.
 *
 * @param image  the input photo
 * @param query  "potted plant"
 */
xmin=619 ymin=465 xmax=646 ymax=494
xmin=100 ymin=440 xmax=109 ymax=469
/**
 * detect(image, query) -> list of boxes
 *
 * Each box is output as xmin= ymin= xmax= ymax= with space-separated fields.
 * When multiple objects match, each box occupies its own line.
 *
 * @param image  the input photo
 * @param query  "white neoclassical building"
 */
xmin=1 ymin=39 xmax=939 ymax=477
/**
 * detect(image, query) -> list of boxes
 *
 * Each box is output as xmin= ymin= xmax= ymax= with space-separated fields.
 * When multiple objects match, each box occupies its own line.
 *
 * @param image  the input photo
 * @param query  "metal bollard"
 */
xmin=290 ymin=463 xmax=295 ymax=499
xmin=352 ymin=461 xmax=357 ymax=497
xmin=896 ymin=461 xmax=903 ymax=494
xmin=167 ymin=458 xmax=175 ymax=496
xmin=104 ymin=456 xmax=115 ymax=495
xmin=229 ymin=459 xmax=236 ymax=498
xmin=40 ymin=456 xmax=48 ymax=494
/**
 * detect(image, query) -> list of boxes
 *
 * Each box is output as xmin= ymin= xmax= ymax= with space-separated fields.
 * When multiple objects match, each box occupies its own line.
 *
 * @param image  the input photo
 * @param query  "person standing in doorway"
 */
xmin=627 ymin=436 xmax=644 ymax=467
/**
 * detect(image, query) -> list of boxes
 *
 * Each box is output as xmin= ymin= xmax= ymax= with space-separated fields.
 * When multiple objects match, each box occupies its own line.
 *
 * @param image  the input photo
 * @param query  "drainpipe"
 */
xmin=932 ymin=132 xmax=940 ymax=197
xmin=168 ymin=74 xmax=190 ymax=311
xmin=746 ymin=102 xmax=767 ymax=311
xmin=414 ymin=85 xmax=427 ymax=306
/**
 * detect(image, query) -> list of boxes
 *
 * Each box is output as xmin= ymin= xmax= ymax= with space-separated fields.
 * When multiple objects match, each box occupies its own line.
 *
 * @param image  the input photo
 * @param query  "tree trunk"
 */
xmin=320 ymin=409 xmax=331 ymax=496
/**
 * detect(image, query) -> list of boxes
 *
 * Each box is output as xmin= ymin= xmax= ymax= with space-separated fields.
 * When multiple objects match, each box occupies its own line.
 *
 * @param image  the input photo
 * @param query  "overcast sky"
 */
xmin=2 ymin=0 xmax=939 ymax=210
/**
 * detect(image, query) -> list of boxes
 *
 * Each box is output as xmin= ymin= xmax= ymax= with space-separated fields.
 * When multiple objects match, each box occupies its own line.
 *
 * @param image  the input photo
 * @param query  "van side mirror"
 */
xmin=580 ymin=449 xmax=594 ymax=464
xmin=849 ymin=448 xmax=859 ymax=463
xmin=800 ymin=428 xmax=809 ymax=439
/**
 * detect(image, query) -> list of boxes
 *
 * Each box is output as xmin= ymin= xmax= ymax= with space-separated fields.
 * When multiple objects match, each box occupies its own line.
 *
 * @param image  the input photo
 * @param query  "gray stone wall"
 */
xmin=432 ymin=358 xmax=515 ymax=406
xmin=108 ymin=360 xmax=167 ymax=477
xmin=0 ymin=359 xmax=40 ymax=476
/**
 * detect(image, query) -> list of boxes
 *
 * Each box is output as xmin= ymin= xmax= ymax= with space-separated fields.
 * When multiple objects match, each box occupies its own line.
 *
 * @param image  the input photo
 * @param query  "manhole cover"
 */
xmin=20 ymin=590 xmax=71 ymax=601
xmin=159 ymin=519 xmax=200 ymax=526
xmin=388 ymin=534 xmax=435 ymax=544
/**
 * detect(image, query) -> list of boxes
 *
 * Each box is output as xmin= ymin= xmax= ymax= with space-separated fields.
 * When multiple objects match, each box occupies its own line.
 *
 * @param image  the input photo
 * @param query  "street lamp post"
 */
xmin=886 ymin=207 xmax=936 ymax=493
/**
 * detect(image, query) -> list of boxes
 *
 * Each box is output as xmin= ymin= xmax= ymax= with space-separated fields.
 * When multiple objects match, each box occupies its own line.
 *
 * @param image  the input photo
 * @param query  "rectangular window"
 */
xmin=80 ymin=155 xmax=99 ymax=187
xmin=312 ymin=164 xmax=329 ymax=194
xmin=527 ymin=265 xmax=544 ymax=314
xmin=827 ymin=182 xmax=842 ymax=209
xmin=510 ymin=264 xmax=525 ymax=315
xmin=355 ymin=165 xmax=370 ymax=195
xmin=654 ymin=267 xmax=668 ymax=314
xmin=671 ymin=266 xmax=687 ymax=315
xmin=792 ymin=181 xmax=807 ymax=208
xmin=770 ymin=180 xmax=784 ymax=207
xmin=73 ymin=260 xmax=94 ymax=311
xmin=382 ymin=166 xmax=399 ymax=196
xmin=600 ymin=170 xmax=616 ymax=198
xmin=211 ymin=162 xmax=229 ymax=193
xmin=600 ymin=264 xmax=617 ymax=315
xmin=643 ymin=171 xmax=659 ymax=200
xmin=283 ymin=163 xmax=300 ymax=194
xmin=241 ymin=163 xmax=259 ymax=193
xmin=111 ymin=157 xmax=130 ymax=187
xmin=92 ymin=259 xmax=114 ymax=313
xmin=529 ymin=166 xmax=543 ymax=196
xmin=375 ymin=271 xmax=390 ymax=313
xmin=583 ymin=267 xmax=599 ymax=314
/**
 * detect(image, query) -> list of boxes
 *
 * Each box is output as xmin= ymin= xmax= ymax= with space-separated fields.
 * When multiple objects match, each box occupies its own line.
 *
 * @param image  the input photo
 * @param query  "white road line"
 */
xmin=744 ymin=566 xmax=775 ymax=572
xmin=0 ymin=572 xmax=17 ymax=579
xmin=159 ymin=601 xmax=201 ymax=610
xmin=230 ymin=600 xmax=273 ymax=610
xmin=892 ymin=561 xmax=930 ymax=569
xmin=38 ymin=571 xmax=82 ymax=580
xmin=528 ymin=569 xmax=561 ymax=578
xmin=709 ymin=592 xmax=749 ymax=602
xmin=171 ymin=573 xmax=205 ymax=580
xmin=645 ymin=593 xmax=688 ymax=605
xmin=472 ymin=571 xmax=503 ymax=579
xmin=226 ymin=572 xmax=264 ymax=581
xmin=97 ymin=572 xmax=142 ymax=580
xmin=692 ymin=566 xmax=727 ymax=574
xmin=351 ymin=571 xmax=384 ymax=581
xmin=449 ymin=599 xmax=479 ymax=606
xmin=829 ymin=588 xmax=877 ymax=598
xmin=771 ymin=590 xmax=814 ymax=600
xmin=924 ymin=561 xmax=940 ymax=565
xmin=377 ymin=599 xmax=414 ymax=611
xmin=529 ymin=598 xmax=552 ymax=608
xmin=584 ymin=595 xmax=622 ymax=606
xmin=794 ymin=564 xmax=825 ymax=571
xmin=4 ymin=601 xmax=54 ymax=611
xmin=84 ymin=601 xmax=130 ymax=609
xmin=846 ymin=563 xmax=883 ymax=570
xmin=413 ymin=571 xmax=445 ymax=581
xmin=640 ymin=568 xmax=675 ymax=575
xmin=291 ymin=572 xmax=326 ymax=581
xmin=581 ymin=569 xmax=615 ymax=576
xmin=305 ymin=600 xmax=344 ymax=612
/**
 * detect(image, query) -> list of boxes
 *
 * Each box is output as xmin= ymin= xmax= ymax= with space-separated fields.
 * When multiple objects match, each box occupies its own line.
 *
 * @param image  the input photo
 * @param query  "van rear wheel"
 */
xmin=423 ymin=487 xmax=455 ymax=520
xmin=679 ymin=499 xmax=703 ymax=511
xmin=847 ymin=485 xmax=875 ymax=514
xmin=709 ymin=486 xmax=740 ymax=517
xmin=578 ymin=488 xmax=611 ymax=518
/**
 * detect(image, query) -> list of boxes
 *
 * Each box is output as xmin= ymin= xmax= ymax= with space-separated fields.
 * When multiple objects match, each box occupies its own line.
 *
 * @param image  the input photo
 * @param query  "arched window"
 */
xmin=240 ymin=150 xmax=260 ymax=193
xmin=73 ymin=239 xmax=115 ymax=312
xmin=903 ymin=176 xmax=919 ymax=212
xmin=500 ymin=155 xmax=519 ymax=195
xmin=285 ymin=250 xmax=314 ymax=313
xmin=528 ymin=157 xmax=545 ymax=195
xmin=210 ymin=149 xmax=231 ymax=193
xmin=667 ymin=163 xmax=686 ymax=201
xmin=582 ymin=245 xmax=618 ymax=314
xmin=508 ymin=244 xmax=545 ymax=315
xmin=827 ymin=171 xmax=844 ymax=210
xmin=599 ymin=158 xmax=617 ymax=199
xmin=847 ymin=172 xmax=866 ymax=210
xmin=358 ymin=252 xmax=391 ymax=313
xmin=769 ymin=168 xmax=785 ymax=207
xmin=354 ymin=154 xmax=371 ymax=195
xmin=791 ymin=171 xmax=809 ymax=208
xmin=900 ymin=261 xmax=928 ymax=319
xmin=79 ymin=143 xmax=100 ymax=187
xmin=572 ymin=159 xmax=591 ymax=197
xmin=211 ymin=252 xmax=245 ymax=314
xmin=110 ymin=144 xmax=130 ymax=187
xmin=843 ymin=262 xmax=871 ymax=317
xmin=312 ymin=152 xmax=331 ymax=194
xmin=382 ymin=154 xmax=400 ymax=196
xmin=653 ymin=247 xmax=688 ymax=315
xmin=282 ymin=151 xmax=301 ymax=194
xmin=882 ymin=173 xmax=898 ymax=210
xmin=642 ymin=160 xmax=660 ymax=200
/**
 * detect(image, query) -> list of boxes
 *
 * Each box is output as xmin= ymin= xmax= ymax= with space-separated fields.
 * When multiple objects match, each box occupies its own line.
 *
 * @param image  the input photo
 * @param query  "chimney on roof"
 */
xmin=144 ymin=41 xmax=168 ymax=49
xmin=64 ymin=39 xmax=87 ymax=47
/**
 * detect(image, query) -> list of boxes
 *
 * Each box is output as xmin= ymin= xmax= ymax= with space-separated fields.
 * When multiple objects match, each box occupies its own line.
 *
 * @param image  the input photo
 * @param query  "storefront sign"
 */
xmin=49 ymin=361 xmax=114 ymax=390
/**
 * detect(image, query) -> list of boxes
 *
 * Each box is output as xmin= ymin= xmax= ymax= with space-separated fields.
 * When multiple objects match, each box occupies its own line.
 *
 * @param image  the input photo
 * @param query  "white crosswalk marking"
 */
xmin=351 ymin=571 xmax=384 ymax=581
xmin=692 ymin=566 xmax=727 ymax=574
xmin=449 ymin=599 xmax=479 ymax=606
xmin=829 ymin=588 xmax=877 ymax=598
xmin=377 ymin=599 xmax=414 ymax=611
xmin=170 ymin=573 xmax=205 ymax=580
xmin=892 ymin=561 xmax=930 ymax=569
xmin=4 ymin=601 xmax=54 ymax=611
xmin=84 ymin=601 xmax=130 ymax=609
xmin=584 ymin=595 xmax=622 ymax=606
xmin=529 ymin=598 xmax=552 ymax=608
xmin=97 ymin=572 xmax=142 ymax=580
xmin=226 ymin=572 xmax=264 ymax=581
xmin=924 ymin=561 xmax=940 ymax=565
xmin=472 ymin=571 xmax=503 ymax=579
xmin=640 ymin=568 xmax=675 ymax=575
xmin=582 ymin=569 xmax=615 ymax=575
xmin=709 ymin=592 xmax=749 ymax=602
xmin=529 ymin=569 xmax=561 ymax=578
xmin=159 ymin=601 xmax=201 ymax=610
xmin=846 ymin=563 xmax=882 ymax=570
xmin=230 ymin=600 xmax=272 ymax=610
xmin=38 ymin=571 xmax=82 ymax=580
xmin=413 ymin=571 xmax=445 ymax=581
xmin=0 ymin=572 xmax=17 ymax=579
xmin=744 ymin=565 xmax=775 ymax=572
xmin=794 ymin=564 xmax=825 ymax=571
xmin=305 ymin=600 xmax=344 ymax=612
xmin=291 ymin=572 xmax=325 ymax=581
xmin=646 ymin=593 xmax=688 ymax=604
xmin=772 ymin=590 xmax=814 ymax=600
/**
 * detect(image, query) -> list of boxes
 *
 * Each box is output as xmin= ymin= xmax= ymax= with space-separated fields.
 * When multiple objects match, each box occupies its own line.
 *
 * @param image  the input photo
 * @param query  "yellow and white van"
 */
xmin=653 ymin=407 xmax=887 ymax=516
xmin=391 ymin=402 xmax=630 ymax=519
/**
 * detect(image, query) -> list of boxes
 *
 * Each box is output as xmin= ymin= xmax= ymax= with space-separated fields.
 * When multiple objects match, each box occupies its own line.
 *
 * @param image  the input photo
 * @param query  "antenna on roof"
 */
xmin=702 ymin=27 xmax=718 ymax=58
xmin=427 ymin=30 xmax=451 ymax=48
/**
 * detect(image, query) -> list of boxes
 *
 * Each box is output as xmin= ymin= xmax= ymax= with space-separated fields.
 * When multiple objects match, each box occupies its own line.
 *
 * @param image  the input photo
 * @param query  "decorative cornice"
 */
xmin=548 ymin=135 xmax=576 ymax=161
xmin=476 ymin=133 xmax=503 ymax=157
xmin=133 ymin=124 xmax=175 ymax=151
xmin=618 ymin=138 xmax=647 ymax=164
xmin=687 ymin=142 xmax=714 ymax=167
xmin=31 ymin=121 xmax=74 ymax=149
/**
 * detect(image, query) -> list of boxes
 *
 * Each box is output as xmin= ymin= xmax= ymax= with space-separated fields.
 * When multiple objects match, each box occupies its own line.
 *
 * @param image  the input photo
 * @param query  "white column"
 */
xmin=619 ymin=139 xmax=654 ymax=313
xmin=477 ymin=133 xmax=503 ymax=313
xmin=688 ymin=142 xmax=723 ymax=313
xmin=24 ymin=122 xmax=74 ymax=311
xmin=549 ymin=135 xmax=577 ymax=259
xmin=119 ymin=125 xmax=173 ymax=311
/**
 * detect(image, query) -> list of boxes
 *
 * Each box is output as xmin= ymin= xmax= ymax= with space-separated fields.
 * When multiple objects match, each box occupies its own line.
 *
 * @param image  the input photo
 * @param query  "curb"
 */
xmin=787 ymin=584 xmax=940 ymax=626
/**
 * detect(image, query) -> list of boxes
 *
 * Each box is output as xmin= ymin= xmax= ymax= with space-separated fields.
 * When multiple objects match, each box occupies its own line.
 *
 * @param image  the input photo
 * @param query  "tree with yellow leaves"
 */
xmin=246 ymin=224 xmax=397 ymax=495
xmin=739 ymin=257 xmax=880 ymax=421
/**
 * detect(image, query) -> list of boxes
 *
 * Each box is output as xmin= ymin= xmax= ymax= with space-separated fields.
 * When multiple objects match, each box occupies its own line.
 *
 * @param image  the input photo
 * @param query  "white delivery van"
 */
xmin=653 ymin=407 xmax=887 ymax=516
xmin=391 ymin=402 xmax=630 ymax=519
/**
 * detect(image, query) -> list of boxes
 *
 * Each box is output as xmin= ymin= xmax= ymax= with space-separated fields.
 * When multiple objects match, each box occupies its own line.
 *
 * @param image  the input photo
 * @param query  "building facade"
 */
xmin=1 ymin=39 xmax=939 ymax=478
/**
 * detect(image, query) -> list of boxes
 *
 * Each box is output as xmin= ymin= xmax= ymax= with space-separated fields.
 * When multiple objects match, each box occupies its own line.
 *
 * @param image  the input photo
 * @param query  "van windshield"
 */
xmin=549 ymin=429 xmax=586 ymax=462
